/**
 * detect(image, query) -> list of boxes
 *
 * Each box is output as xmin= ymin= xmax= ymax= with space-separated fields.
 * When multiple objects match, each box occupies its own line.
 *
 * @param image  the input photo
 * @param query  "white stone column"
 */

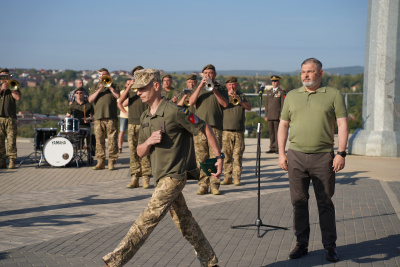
xmin=349 ymin=0 xmax=400 ymax=157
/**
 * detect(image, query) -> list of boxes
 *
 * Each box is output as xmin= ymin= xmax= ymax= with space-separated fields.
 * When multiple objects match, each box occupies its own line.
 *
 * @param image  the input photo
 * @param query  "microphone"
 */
xmin=258 ymin=82 xmax=266 ymax=95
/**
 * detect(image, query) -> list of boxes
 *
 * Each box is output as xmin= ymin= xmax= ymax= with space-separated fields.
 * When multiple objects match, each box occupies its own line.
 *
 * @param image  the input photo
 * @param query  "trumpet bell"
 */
xmin=101 ymin=75 xmax=112 ymax=87
xmin=8 ymin=79 xmax=20 ymax=90
xmin=184 ymin=98 xmax=191 ymax=107
xmin=232 ymin=97 xmax=241 ymax=106
xmin=205 ymin=77 xmax=214 ymax=91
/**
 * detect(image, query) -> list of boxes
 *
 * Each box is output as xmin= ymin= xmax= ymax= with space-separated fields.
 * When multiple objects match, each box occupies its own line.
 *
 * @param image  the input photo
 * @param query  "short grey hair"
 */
xmin=301 ymin=58 xmax=322 ymax=71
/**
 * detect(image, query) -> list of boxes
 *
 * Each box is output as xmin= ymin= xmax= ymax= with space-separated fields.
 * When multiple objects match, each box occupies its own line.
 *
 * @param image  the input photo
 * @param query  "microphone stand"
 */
xmin=231 ymin=84 xmax=288 ymax=238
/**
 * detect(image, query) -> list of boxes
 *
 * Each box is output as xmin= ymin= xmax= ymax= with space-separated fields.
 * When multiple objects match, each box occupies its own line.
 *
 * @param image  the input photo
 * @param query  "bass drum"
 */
xmin=43 ymin=136 xmax=75 ymax=167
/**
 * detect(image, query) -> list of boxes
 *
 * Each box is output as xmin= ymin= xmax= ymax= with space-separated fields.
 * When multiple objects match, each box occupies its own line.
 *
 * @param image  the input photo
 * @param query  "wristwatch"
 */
xmin=337 ymin=151 xmax=347 ymax=158
xmin=215 ymin=153 xmax=225 ymax=159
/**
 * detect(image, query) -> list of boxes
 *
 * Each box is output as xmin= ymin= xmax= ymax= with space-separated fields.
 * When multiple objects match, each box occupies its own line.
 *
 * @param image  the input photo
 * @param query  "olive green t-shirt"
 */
xmin=138 ymin=99 xmax=205 ymax=183
xmin=281 ymin=85 xmax=347 ymax=153
xmin=193 ymin=82 xmax=228 ymax=130
xmin=91 ymin=82 xmax=119 ymax=120
xmin=68 ymin=101 xmax=94 ymax=127
xmin=128 ymin=90 xmax=147 ymax=125
xmin=160 ymin=88 xmax=180 ymax=100
xmin=0 ymin=89 xmax=20 ymax=118
xmin=223 ymin=92 xmax=249 ymax=131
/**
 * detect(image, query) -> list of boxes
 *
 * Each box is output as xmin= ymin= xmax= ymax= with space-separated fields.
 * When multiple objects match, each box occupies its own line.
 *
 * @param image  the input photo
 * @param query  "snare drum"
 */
xmin=60 ymin=118 xmax=80 ymax=133
xmin=43 ymin=136 xmax=75 ymax=167
xmin=34 ymin=128 xmax=57 ymax=151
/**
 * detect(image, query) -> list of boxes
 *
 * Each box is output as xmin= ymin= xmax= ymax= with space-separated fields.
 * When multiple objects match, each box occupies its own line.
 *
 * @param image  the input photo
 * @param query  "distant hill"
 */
xmin=170 ymin=66 xmax=364 ymax=76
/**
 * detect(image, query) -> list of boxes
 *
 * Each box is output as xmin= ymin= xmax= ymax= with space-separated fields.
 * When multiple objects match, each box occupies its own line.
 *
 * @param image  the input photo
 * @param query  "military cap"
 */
xmin=99 ymin=68 xmax=109 ymax=73
xmin=131 ymin=66 xmax=144 ymax=75
xmin=75 ymin=87 xmax=85 ymax=93
xmin=0 ymin=68 xmax=10 ymax=73
xmin=132 ymin=69 xmax=160 ymax=89
xmin=202 ymin=64 xmax=216 ymax=72
xmin=162 ymin=74 xmax=172 ymax=81
xmin=186 ymin=74 xmax=197 ymax=81
xmin=271 ymin=75 xmax=281 ymax=81
xmin=225 ymin=76 xmax=238 ymax=84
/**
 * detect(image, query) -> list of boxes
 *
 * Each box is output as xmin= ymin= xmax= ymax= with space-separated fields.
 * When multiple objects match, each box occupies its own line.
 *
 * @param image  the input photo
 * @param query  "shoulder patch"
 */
xmin=188 ymin=114 xmax=199 ymax=124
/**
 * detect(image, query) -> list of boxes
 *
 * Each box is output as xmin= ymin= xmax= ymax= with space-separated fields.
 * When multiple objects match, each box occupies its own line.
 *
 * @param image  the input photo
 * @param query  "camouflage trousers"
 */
xmin=103 ymin=177 xmax=218 ymax=267
xmin=128 ymin=124 xmax=151 ymax=178
xmin=94 ymin=119 xmax=119 ymax=161
xmin=194 ymin=127 xmax=222 ymax=190
xmin=222 ymin=130 xmax=245 ymax=181
xmin=0 ymin=117 xmax=17 ymax=162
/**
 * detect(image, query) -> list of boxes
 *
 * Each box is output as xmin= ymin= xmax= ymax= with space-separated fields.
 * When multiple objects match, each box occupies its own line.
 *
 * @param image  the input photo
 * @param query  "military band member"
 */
xmin=88 ymin=68 xmax=120 ymax=170
xmin=177 ymin=74 xmax=196 ymax=113
xmin=103 ymin=69 xmax=221 ymax=267
xmin=68 ymin=79 xmax=89 ymax=105
xmin=118 ymin=66 xmax=152 ymax=189
xmin=160 ymin=74 xmax=180 ymax=103
xmin=189 ymin=64 xmax=228 ymax=195
xmin=0 ymin=68 xmax=21 ymax=169
xmin=265 ymin=75 xmax=286 ymax=153
xmin=221 ymin=77 xmax=251 ymax=186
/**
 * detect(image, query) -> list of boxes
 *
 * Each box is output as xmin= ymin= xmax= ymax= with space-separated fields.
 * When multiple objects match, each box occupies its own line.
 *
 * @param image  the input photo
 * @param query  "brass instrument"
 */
xmin=8 ymin=79 xmax=20 ymax=91
xmin=232 ymin=95 xmax=241 ymax=106
xmin=128 ymin=83 xmax=138 ymax=93
xmin=101 ymin=75 xmax=113 ymax=87
xmin=184 ymin=98 xmax=191 ymax=107
xmin=205 ymin=76 xmax=214 ymax=91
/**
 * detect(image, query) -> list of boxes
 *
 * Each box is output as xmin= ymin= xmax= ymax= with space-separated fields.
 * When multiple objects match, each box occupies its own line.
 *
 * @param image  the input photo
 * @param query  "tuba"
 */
xmin=7 ymin=79 xmax=20 ymax=90
xmin=205 ymin=76 xmax=214 ymax=91
xmin=101 ymin=75 xmax=113 ymax=87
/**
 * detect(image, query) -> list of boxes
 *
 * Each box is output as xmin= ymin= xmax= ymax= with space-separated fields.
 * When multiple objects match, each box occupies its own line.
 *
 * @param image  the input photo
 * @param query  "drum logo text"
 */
xmin=52 ymin=141 xmax=67 ymax=145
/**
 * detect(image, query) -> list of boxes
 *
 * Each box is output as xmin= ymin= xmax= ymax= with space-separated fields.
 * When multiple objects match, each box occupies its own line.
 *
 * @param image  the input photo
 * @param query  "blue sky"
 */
xmin=2 ymin=0 xmax=368 ymax=72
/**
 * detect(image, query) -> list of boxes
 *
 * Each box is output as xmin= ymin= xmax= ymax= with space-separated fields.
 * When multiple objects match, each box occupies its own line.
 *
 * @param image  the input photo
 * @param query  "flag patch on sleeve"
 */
xmin=188 ymin=114 xmax=199 ymax=124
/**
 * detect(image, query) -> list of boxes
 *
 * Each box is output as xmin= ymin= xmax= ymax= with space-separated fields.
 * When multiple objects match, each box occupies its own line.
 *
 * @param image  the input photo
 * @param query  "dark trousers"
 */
xmin=268 ymin=120 xmax=280 ymax=151
xmin=287 ymin=149 xmax=337 ymax=248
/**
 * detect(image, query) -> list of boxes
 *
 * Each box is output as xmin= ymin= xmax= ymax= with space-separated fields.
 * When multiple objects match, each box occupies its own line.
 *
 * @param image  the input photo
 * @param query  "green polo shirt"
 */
xmin=161 ymin=88 xmax=180 ymax=100
xmin=91 ymin=82 xmax=119 ymax=120
xmin=128 ymin=90 xmax=147 ymax=125
xmin=0 ymin=89 xmax=20 ymax=118
xmin=68 ymin=101 xmax=94 ymax=127
xmin=281 ymin=85 xmax=347 ymax=153
xmin=194 ymin=82 xmax=228 ymax=130
xmin=223 ymin=92 xmax=248 ymax=131
xmin=138 ymin=99 xmax=205 ymax=183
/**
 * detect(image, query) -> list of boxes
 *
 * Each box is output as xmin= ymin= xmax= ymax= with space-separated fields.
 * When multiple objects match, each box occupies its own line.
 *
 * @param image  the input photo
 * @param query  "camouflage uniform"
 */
xmin=222 ymin=130 xmax=245 ymax=182
xmin=0 ymin=117 xmax=17 ymax=162
xmin=127 ymin=124 xmax=151 ymax=178
xmin=194 ymin=127 xmax=222 ymax=190
xmin=94 ymin=119 xmax=119 ymax=161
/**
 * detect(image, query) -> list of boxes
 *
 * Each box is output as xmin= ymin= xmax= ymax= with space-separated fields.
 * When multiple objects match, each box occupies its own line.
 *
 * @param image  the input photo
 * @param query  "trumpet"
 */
xmin=232 ymin=95 xmax=241 ymax=106
xmin=128 ymin=83 xmax=138 ymax=93
xmin=8 ymin=79 xmax=20 ymax=90
xmin=101 ymin=75 xmax=113 ymax=87
xmin=205 ymin=76 xmax=214 ymax=91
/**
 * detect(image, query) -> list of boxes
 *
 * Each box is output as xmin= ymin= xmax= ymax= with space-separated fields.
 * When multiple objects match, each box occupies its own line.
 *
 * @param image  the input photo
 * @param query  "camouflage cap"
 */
xmin=225 ymin=76 xmax=238 ymax=84
xmin=186 ymin=74 xmax=197 ymax=81
xmin=132 ymin=69 xmax=160 ymax=89
xmin=202 ymin=64 xmax=216 ymax=72
xmin=271 ymin=75 xmax=281 ymax=81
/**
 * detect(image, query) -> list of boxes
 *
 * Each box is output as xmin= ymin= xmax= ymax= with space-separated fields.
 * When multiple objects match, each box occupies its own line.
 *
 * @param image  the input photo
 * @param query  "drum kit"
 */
xmin=32 ymin=117 xmax=94 ymax=167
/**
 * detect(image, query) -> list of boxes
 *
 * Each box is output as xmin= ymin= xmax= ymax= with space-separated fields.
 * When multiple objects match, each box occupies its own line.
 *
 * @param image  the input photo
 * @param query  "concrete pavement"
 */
xmin=0 ymin=137 xmax=399 ymax=266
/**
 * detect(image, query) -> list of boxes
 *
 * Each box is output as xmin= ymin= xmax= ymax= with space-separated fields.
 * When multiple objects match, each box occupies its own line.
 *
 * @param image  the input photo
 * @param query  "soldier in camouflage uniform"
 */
xmin=221 ymin=77 xmax=252 ymax=186
xmin=88 ymin=68 xmax=120 ymax=170
xmin=188 ymin=64 xmax=228 ymax=195
xmin=118 ymin=66 xmax=152 ymax=189
xmin=0 ymin=68 xmax=21 ymax=169
xmin=103 ymin=69 xmax=221 ymax=267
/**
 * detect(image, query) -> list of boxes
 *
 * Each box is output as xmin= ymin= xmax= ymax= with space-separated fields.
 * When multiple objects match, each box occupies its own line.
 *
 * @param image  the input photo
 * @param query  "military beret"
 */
xmin=99 ymin=68 xmax=109 ymax=73
xmin=271 ymin=75 xmax=281 ymax=81
xmin=162 ymin=74 xmax=172 ymax=81
xmin=186 ymin=74 xmax=197 ymax=81
xmin=225 ymin=76 xmax=238 ymax=84
xmin=131 ymin=66 xmax=144 ymax=76
xmin=202 ymin=64 xmax=216 ymax=72
xmin=75 ymin=87 xmax=85 ymax=93
xmin=0 ymin=68 xmax=10 ymax=73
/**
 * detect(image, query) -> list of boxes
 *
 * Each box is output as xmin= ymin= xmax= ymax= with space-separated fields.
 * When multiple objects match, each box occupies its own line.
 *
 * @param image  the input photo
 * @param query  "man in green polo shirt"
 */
xmin=188 ymin=64 xmax=228 ymax=195
xmin=221 ymin=76 xmax=251 ymax=186
xmin=278 ymin=58 xmax=348 ymax=262
xmin=103 ymin=69 xmax=221 ymax=267
xmin=0 ymin=68 xmax=21 ymax=169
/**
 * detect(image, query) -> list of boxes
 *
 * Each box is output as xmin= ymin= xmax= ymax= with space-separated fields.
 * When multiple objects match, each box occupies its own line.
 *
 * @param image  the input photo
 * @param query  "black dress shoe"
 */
xmin=325 ymin=247 xmax=339 ymax=262
xmin=289 ymin=245 xmax=308 ymax=259
xmin=266 ymin=150 xmax=276 ymax=153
